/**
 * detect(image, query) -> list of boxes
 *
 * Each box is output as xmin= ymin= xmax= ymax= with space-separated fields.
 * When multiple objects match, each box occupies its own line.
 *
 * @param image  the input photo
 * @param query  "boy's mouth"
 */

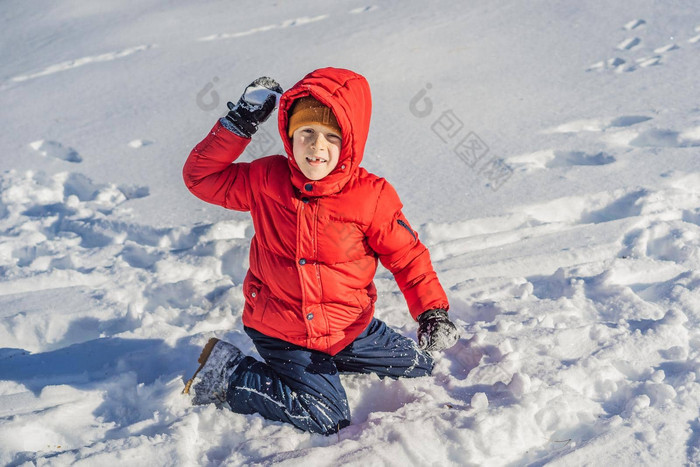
xmin=306 ymin=156 xmax=327 ymax=165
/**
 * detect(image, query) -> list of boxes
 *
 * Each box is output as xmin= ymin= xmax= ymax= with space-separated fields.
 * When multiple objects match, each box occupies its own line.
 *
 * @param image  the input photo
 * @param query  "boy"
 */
xmin=182 ymin=67 xmax=459 ymax=435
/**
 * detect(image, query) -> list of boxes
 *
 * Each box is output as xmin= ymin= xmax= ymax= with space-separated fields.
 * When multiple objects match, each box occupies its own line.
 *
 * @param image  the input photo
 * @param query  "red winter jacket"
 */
xmin=183 ymin=67 xmax=448 ymax=355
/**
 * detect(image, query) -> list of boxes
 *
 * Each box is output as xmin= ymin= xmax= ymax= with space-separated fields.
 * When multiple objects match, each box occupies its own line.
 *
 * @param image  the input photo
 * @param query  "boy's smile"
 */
xmin=292 ymin=124 xmax=342 ymax=180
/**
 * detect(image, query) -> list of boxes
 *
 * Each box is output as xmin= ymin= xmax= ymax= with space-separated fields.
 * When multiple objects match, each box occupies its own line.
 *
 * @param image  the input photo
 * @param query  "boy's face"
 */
xmin=292 ymin=124 xmax=342 ymax=181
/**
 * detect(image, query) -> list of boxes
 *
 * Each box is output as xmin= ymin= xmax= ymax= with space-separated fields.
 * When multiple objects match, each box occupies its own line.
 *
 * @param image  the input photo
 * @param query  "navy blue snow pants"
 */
xmin=225 ymin=318 xmax=433 ymax=435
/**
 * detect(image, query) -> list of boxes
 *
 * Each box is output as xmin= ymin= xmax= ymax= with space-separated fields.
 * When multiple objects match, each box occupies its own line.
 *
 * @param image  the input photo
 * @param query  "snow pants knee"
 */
xmin=225 ymin=318 xmax=433 ymax=435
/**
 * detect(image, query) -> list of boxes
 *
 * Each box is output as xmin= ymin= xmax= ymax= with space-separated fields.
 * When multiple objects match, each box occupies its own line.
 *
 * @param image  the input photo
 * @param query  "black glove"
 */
xmin=225 ymin=77 xmax=283 ymax=138
xmin=417 ymin=309 xmax=459 ymax=351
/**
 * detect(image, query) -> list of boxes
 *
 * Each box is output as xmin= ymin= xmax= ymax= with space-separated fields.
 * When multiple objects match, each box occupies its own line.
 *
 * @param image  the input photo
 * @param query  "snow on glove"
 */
xmin=224 ymin=77 xmax=283 ymax=138
xmin=417 ymin=309 xmax=459 ymax=351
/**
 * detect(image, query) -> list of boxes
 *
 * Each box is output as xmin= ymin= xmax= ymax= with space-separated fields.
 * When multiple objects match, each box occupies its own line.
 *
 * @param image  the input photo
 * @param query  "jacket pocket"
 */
xmin=247 ymin=282 xmax=268 ymax=320
xmin=353 ymin=289 xmax=372 ymax=312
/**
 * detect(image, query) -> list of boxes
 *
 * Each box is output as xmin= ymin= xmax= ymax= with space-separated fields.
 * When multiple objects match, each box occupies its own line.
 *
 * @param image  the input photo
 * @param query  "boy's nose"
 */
xmin=312 ymin=134 xmax=328 ymax=150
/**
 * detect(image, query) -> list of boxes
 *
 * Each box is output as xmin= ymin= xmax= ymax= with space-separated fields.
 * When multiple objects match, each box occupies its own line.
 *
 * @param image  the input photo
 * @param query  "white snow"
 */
xmin=1 ymin=0 xmax=700 ymax=465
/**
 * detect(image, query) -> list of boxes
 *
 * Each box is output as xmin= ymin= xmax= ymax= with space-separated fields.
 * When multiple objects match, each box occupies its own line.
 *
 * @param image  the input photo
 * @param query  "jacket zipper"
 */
xmin=397 ymin=219 xmax=417 ymax=241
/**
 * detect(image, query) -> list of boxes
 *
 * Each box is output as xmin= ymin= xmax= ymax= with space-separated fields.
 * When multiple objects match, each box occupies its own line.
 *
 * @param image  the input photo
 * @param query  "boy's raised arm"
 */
xmin=183 ymin=77 xmax=283 ymax=211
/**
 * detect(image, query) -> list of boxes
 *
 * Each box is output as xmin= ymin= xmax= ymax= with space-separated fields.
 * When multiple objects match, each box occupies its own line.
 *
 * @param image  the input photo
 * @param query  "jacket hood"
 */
xmin=278 ymin=67 xmax=372 ymax=197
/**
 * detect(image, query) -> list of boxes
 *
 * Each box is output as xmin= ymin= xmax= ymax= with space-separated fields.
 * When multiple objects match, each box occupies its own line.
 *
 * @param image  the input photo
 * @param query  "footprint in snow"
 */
xmin=588 ymin=19 xmax=690 ymax=73
xmin=128 ymin=139 xmax=154 ymax=148
xmin=689 ymin=26 xmax=700 ymax=44
xmin=654 ymin=44 xmax=680 ymax=54
xmin=546 ymin=151 xmax=616 ymax=168
xmin=350 ymin=5 xmax=378 ymax=14
xmin=623 ymin=19 xmax=646 ymax=31
xmin=63 ymin=172 xmax=101 ymax=201
xmin=546 ymin=114 xmax=700 ymax=150
xmin=30 ymin=140 xmax=82 ymax=163
xmin=120 ymin=243 xmax=162 ymax=269
xmin=624 ymin=44 xmax=679 ymax=71
xmin=118 ymin=184 xmax=150 ymax=200
xmin=545 ymin=115 xmax=652 ymax=134
xmin=506 ymin=150 xmax=615 ymax=172
xmin=629 ymin=127 xmax=700 ymax=148
xmin=587 ymin=57 xmax=626 ymax=72
xmin=61 ymin=172 xmax=149 ymax=203
xmin=617 ymin=37 xmax=642 ymax=50
xmin=634 ymin=56 xmax=662 ymax=69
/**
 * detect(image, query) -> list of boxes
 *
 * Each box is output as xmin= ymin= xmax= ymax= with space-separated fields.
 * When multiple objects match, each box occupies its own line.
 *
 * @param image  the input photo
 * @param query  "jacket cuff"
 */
xmin=219 ymin=117 xmax=251 ymax=139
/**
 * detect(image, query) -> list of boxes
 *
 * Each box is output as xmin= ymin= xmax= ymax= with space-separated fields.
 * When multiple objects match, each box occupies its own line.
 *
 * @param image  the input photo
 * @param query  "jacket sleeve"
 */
xmin=182 ymin=120 xmax=254 ymax=211
xmin=366 ymin=180 xmax=449 ymax=320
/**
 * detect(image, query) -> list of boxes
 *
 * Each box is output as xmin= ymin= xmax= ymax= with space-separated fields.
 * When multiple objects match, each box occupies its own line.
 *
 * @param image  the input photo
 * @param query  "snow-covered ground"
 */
xmin=1 ymin=0 xmax=700 ymax=465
